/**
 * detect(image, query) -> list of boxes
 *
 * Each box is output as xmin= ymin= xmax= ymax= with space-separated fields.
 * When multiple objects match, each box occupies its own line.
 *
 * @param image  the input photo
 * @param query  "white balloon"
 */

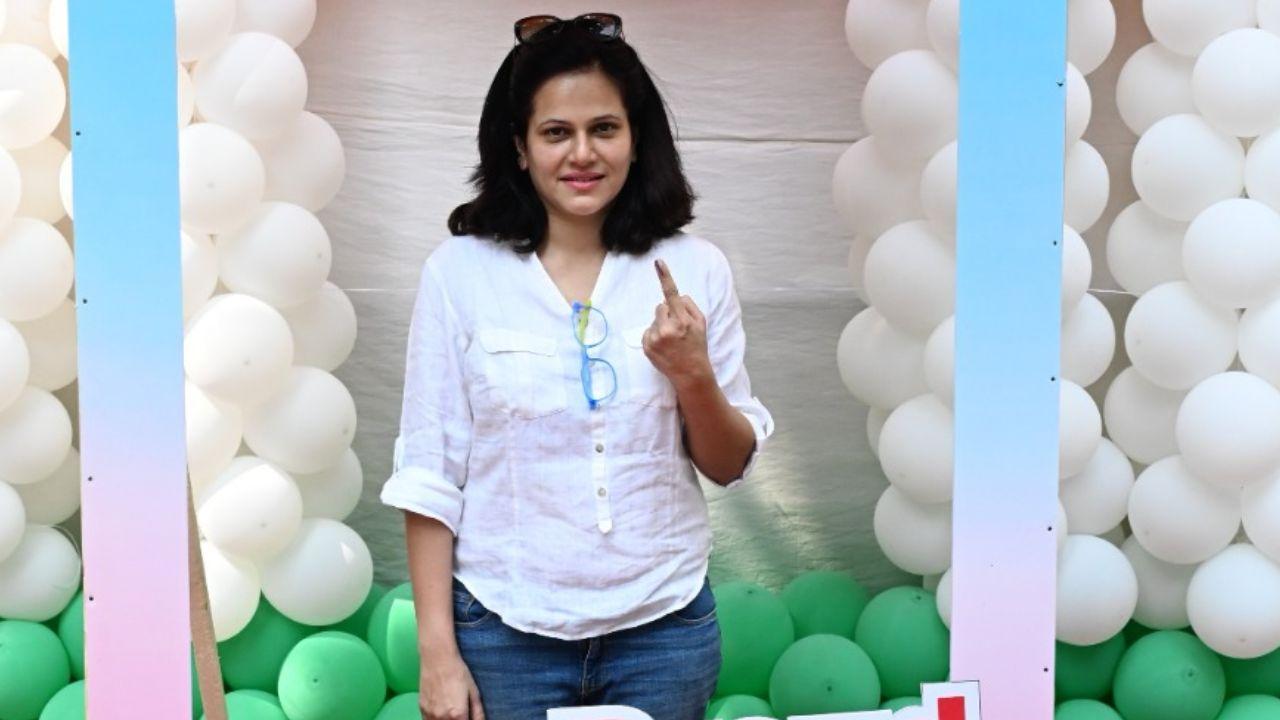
xmin=234 ymin=0 xmax=315 ymax=47
xmin=1068 ymin=0 xmax=1117 ymax=75
xmin=181 ymin=231 xmax=218 ymax=320
xmin=832 ymin=136 xmax=924 ymax=242
xmin=0 ymin=43 xmax=65 ymax=149
xmin=864 ymin=221 xmax=955 ymax=337
xmin=294 ymin=448 xmax=363 ymax=521
xmin=1057 ymin=500 xmax=1070 ymax=553
xmin=176 ymin=0 xmax=236 ymax=63
xmin=0 ymin=218 xmax=72 ymax=322
xmin=1104 ymin=367 xmax=1186 ymax=465
xmin=1244 ymin=473 xmax=1280 ymax=564
xmin=1143 ymin=0 xmax=1256 ymax=56
xmin=0 ymin=319 xmax=29 ymax=412
xmin=1121 ymin=535 xmax=1194 ymax=630
xmin=1060 ymin=439 xmax=1135 ymax=534
xmin=178 ymin=122 xmax=266 ymax=235
xmin=1106 ymin=201 xmax=1187 ymax=295
xmin=261 ymin=518 xmax=372 ymax=626
xmin=1129 ymin=456 xmax=1240 ymax=564
xmin=1060 ymin=380 xmax=1103 ymax=479
xmin=184 ymin=294 xmax=294 ymax=406
xmin=243 ymin=367 xmax=356 ymax=474
xmin=1064 ymin=141 xmax=1109 ymax=233
xmin=1116 ymin=43 xmax=1198 ymax=136
xmin=254 ymin=111 xmax=345 ymax=212
xmin=201 ymin=540 xmax=260 ymax=641
xmin=924 ymin=0 xmax=959 ymax=70
xmin=867 ymin=406 xmax=889 ymax=460
xmin=0 ymin=387 xmax=70 ymax=486
xmin=846 ymin=0 xmax=931 ymax=70
xmin=57 ymin=151 xmax=70 ymax=219
xmin=836 ymin=307 xmax=928 ymax=409
xmin=879 ymin=394 xmax=953 ymax=504
xmin=193 ymin=32 xmax=308 ymax=141
xmin=847 ymin=235 xmax=873 ymax=305
xmin=1245 ymin=128 xmax=1280 ymax=215
xmin=13 ymin=446 xmax=79 ymax=526
xmin=0 ymin=525 xmax=80 ymax=621
xmin=1124 ymin=281 xmax=1238 ymax=391
xmin=1061 ymin=293 xmax=1115 ymax=388
xmin=218 ymin=202 xmax=332 ymax=309
xmin=1187 ymin=543 xmax=1280 ymax=659
xmin=1177 ymin=372 xmax=1280 ymax=489
xmin=1192 ymin=29 xmax=1280 ymax=137
xmin=10 ymin=136 xmax=67 ymax=224
xmin=1057 ymin=535 xmax=1138 ymax=645
xmin=920 ymin=140 xmax=956 ymax=238
xmin=873 ymin=485 xmax=952 ymax=575
xmin=1132 ymin=114 xmax=1244 ymax=222
xmin=197 ymin=456 xmax=302 ymax=562
xmin=1062 ymin=226 xmax=1092 ymax=315
xmin=936 ymin=567 xmax=952 ymax=629
xmin=0 ymin=0 xmax=55 ymax=57
xmin=862 ymin=50 xmax=957 ymax=164
xmin=0 ymin=147 xmax=18 ymax=229
xmin=0 ymin=481 xmax=23 ymax=563
xmin=47 ymin=0 xmax=65 ymax=58
xmin=1239 ymin=292 xmax=1280 ymax=389
xmin=1099 ymin=523 xmax=1128 ymax=547
xmin=923 ymin=315 xmax=954 ymax=406
xmin=1183 ymin=199 xmax=1280 ymax=309
xmin=177 ymin=63 xmax=195 ymax=128
xmin=1263 ymin=0 xmax=1280 ymax=35
xmin=1065 ymin=63 xmax=1093 ymax=147
xmin=280 ymin=282 xmax=357 ymax=372
xmin=185 ymin=381 xmax=242 ymax=486
xmin=13 ymin=298 xmax=75 ymax=391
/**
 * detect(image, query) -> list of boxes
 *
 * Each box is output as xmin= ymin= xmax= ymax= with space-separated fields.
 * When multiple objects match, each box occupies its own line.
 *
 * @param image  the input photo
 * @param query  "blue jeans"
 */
xmin=452 ymin=577 xmax=721 ymax=720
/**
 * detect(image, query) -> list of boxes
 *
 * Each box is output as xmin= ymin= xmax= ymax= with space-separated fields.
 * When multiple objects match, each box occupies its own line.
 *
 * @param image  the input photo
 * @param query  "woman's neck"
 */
xmin=539 ymin=209 xmax=607 ymax=260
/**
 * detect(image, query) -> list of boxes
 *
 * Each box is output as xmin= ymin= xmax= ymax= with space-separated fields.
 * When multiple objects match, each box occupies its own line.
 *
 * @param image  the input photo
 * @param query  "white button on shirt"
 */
xmin=380 ymin=232 xmax=774 ymax=640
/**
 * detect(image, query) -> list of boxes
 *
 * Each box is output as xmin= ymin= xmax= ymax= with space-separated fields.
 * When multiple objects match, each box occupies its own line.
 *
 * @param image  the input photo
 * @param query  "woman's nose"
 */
xmin=569 ymin=133 xmax=596 ymax=163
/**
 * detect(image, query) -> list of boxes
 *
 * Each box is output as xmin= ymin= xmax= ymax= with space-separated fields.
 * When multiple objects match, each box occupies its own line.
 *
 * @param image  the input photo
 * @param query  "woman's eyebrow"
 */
xmin=538 ymin=114 xmax=624 ymax=126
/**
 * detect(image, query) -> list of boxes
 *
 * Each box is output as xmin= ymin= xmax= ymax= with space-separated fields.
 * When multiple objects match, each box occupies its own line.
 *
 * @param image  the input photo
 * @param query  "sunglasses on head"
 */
xmin=514 ymin=13 xmax=624 ymax=45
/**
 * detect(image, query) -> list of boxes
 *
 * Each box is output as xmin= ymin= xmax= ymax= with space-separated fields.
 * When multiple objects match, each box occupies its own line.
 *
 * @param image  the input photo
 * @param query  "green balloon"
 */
xmin=852 ymin=586 xmax=949 ymax=698
xmin=768 ymin=634 xmax=880 ymax=717
xmin=1217 ymin=695 xmax=1280 ymax=720
xmin=1221 ymin=647 xmax=1280 ymax=697
xmin=218 ymin=598 xmax=310 ymax=692
xmin=56 ymin=592 xmax=84 ymax=680
xmin=882 ymin=697 xmax=921 ymax=711
xmin=780 ymin=571 xmax=869 ymax=640
xmin=202 ymin=689 xmax=286 ymax=720
xmin=328 ymin=583 xmax=388 ymax=639
xmin=1056 ymin=633 xmax=1126 ymax=700
xmin=706 ymin=697 xmax=725 ymax=719
xmin=191 ymin=652 xmax=203 ymax=719
xmin=278 ymin=630 xmax=386 ymax=720
xmin=1123 ymin=619 xmax=1156 ymax=646
xmin=366 ymin=583 xmax=419 ymax=694
xmin=707 ymin=695 xmax=775 ymax=719
xmin=714 ymin=582 xmax=796 ymax=698
xmin=0 ymin=621 xmax=70 ymax=720
xmin=1113 ymin=630 xmax=1225 ymax=720
xmin=375 ymin=693 xmax=420 ymax=720
xmin=1055 ymin=699 xmax=1123 ymax=720
xmin=39 ymin=680 xmax=84 ymax=720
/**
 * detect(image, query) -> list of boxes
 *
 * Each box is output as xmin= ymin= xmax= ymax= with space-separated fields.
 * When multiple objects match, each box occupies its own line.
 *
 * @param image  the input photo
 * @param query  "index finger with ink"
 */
xmin=655 ymin=258 xmax=680 ymax=304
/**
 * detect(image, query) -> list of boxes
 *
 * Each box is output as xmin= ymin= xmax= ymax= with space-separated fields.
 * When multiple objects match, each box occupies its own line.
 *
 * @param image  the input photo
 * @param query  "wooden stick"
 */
xmin=188 ymin=481 xmax=227 ymax=720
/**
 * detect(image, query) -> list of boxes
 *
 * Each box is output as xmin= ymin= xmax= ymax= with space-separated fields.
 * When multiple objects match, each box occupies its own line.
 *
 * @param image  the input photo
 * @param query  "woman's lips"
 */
xmin=563 ymin=175 xmax=603 ymax=191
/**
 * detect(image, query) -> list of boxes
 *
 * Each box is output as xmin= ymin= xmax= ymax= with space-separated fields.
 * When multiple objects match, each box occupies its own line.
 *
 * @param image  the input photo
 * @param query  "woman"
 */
xmin=380 ymin=13 xmax=774 ymax=720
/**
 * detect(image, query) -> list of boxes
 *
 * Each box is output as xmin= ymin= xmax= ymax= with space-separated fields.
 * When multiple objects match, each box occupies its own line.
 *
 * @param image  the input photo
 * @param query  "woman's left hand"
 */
xmin=642 ymin=259 xmax=715 ymax=391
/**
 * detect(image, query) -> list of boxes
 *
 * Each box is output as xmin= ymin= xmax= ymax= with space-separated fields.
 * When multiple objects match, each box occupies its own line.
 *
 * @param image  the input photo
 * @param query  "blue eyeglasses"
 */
xmin=570 ymin=301 xmax=617 ymax=410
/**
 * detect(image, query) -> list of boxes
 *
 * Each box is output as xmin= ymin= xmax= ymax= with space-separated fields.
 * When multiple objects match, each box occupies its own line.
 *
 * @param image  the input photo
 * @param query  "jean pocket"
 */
xmin=452 ymin=583 xmax=495 ymax=627
xmin=670 ymin=577 xmax=717 ymax=626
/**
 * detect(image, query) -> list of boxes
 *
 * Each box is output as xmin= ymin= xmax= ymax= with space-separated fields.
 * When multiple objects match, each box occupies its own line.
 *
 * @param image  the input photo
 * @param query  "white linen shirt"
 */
xmin=380 ymin=232 xmax=774 ymax=640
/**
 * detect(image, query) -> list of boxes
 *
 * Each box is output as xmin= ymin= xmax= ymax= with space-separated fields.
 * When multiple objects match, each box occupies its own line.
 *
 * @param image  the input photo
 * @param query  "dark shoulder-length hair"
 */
xmin=447 ymin=23 xmax=696 ymax=255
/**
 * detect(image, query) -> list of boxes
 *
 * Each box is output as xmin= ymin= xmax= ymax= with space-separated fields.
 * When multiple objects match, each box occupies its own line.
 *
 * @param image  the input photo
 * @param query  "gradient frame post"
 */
xmin=952 ymin=2 xmax=1066 ymax=720
xmin=67 ymin=1 xmax=193 ymax=716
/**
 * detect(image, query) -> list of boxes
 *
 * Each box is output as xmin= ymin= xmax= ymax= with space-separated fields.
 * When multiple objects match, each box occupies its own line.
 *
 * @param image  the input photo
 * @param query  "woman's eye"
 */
xmin=595 ymin=123 xmax=617 ymax=133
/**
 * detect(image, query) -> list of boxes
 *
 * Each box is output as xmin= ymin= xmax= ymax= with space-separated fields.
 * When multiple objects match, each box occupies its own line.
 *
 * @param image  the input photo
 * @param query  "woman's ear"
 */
xmin=514 ymin=136 xmax=528 ymax=170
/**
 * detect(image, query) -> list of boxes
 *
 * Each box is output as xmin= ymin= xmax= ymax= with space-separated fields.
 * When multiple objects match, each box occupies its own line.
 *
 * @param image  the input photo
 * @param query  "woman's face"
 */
xmin=516 ymin=68 xmax=635 ymax=225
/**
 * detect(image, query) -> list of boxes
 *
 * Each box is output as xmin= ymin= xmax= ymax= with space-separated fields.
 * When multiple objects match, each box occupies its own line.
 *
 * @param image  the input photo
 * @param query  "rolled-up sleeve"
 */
xmin=705 ymin=248 xmax=774 ymax=489
xmin=379 ymin=258 xmax=471 ymax=535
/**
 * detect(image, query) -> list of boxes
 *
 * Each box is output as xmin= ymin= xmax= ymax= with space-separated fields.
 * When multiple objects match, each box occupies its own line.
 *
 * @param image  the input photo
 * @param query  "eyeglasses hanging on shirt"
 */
xmin=570 ymin=301 xmax=618 ymax=410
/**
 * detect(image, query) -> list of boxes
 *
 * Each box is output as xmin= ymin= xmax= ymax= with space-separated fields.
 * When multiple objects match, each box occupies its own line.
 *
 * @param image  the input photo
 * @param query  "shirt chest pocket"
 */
xmin=470 ymin=328 xmax=569 ymax=420
xmin=621 ymin=325 xmax=677 ymax=408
